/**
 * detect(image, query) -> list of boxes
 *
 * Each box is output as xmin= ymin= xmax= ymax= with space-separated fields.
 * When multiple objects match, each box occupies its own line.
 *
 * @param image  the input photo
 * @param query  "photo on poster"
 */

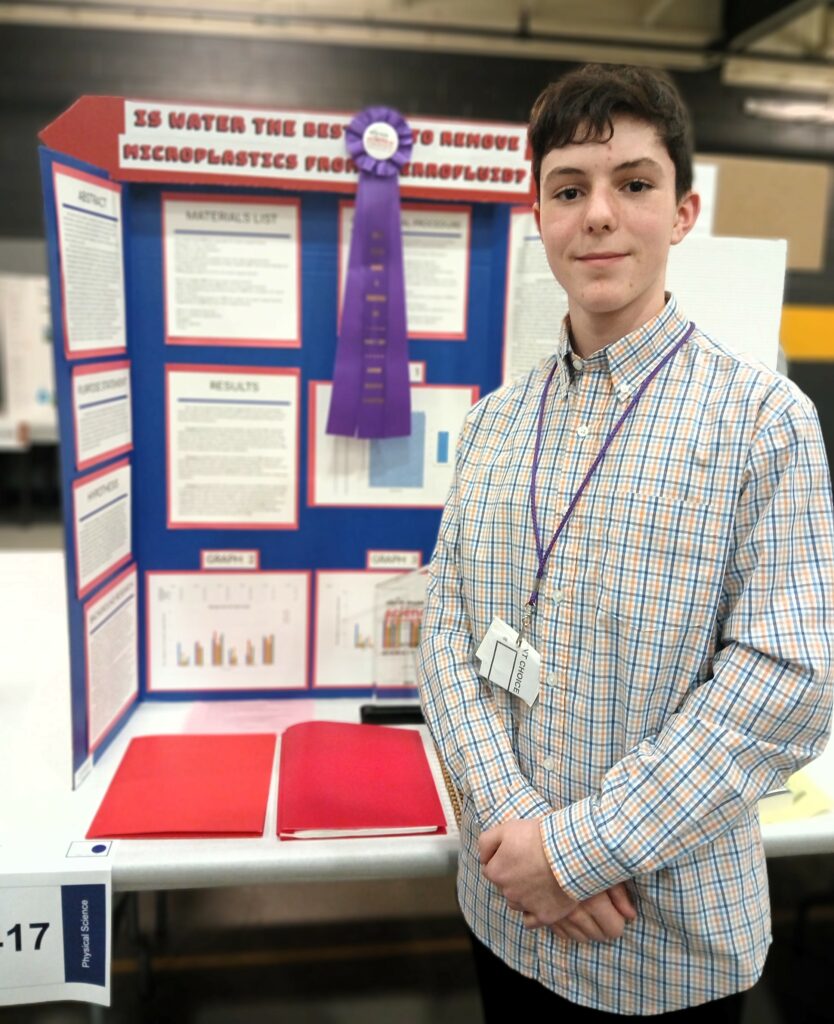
xmin=338 ymin=202 xmax=471 ymax=338
xmin=146 ymin=571 xmax=309 ymax=692
xmin=52 ymin=165 xmax=126 ymax=360
xmin=71 ymin=360 xmax=132 ymax=471
xmin=84 ymin=564 xmax=138 ymax=753
xmin=313 ymin=570 xmax=402 ymax=690
xmin=373 ymin=568 xmax=428 ymax=690
xmin=167 ymin=364 xmax=299 ymax=529
xmin=162 ymin=194 xmax=301 ymax=347
xmin=309 ymin=382 xmax=477 ymax=508
xmin=72 ymin=458 xmax=132 ymax=599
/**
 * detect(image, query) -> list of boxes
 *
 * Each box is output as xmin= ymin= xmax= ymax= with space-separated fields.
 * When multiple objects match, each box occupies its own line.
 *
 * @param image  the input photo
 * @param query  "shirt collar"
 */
xmin=555 ymin=295 xmax=690 ymax=403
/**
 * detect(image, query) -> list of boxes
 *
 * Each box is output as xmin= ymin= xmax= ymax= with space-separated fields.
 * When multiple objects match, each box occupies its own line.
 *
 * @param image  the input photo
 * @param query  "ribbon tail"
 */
xmin=326 ymin=174 xmax=411 ymax=439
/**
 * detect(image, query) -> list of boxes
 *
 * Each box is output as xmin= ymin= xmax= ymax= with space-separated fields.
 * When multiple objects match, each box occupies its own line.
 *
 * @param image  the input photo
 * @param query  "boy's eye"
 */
xmin=625 ymin=180 xmax=651 ymax=193
xmin=555 ymin=187 xmax=581 ymax=201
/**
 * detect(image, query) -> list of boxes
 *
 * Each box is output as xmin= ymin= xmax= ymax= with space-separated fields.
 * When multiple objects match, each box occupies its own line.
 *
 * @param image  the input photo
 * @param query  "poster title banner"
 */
xmin=39 ymin=97 xmax=534 ymax=203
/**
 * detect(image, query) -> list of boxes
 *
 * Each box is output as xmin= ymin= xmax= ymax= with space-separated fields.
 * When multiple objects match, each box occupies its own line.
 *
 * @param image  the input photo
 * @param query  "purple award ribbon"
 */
xmin=326 ymin=106 xmax=413 ymax=438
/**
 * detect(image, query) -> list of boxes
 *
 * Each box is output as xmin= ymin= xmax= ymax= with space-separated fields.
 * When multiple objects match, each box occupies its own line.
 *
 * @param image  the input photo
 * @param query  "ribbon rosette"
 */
xmin=326 ymin=106 xmax=413 ymax=438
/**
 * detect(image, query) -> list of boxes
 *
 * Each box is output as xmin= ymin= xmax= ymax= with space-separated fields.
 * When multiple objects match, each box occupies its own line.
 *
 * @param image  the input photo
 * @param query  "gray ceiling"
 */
xmin=0 ymin=1 xmax=832 ymax=91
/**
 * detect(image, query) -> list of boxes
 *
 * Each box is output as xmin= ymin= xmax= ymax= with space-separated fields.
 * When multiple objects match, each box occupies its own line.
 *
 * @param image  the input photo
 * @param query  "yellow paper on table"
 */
xmin=759 ymin=769 xmax=833 ymax=826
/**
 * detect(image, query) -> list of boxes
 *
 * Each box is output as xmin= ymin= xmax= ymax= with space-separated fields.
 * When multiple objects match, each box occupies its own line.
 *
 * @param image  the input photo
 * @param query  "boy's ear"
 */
xmin=671 ymin=191 xmax=700 ymax=246
xmin=533 ymin=200 xmax=542 ymax=236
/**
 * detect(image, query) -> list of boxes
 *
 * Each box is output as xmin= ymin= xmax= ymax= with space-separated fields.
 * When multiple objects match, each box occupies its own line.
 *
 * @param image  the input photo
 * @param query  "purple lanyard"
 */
xmin=518 ymin=321 xmax=695 ymax=643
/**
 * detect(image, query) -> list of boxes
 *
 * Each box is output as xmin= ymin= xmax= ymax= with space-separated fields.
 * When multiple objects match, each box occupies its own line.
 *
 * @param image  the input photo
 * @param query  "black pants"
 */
xmin=469 ymin=931 xmax=745 ymax=1022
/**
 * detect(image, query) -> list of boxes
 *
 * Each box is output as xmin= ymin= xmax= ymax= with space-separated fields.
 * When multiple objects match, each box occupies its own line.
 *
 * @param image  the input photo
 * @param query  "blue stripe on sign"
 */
xmin=62 ymin=203 xmax=118 ymax=223
xmin=78 ymin=394 xmax=127 ymax=411
xmin=61 ymin=883 xmax=107 ymax=986
xmin=437 ymin=431 xmax=450 ymax=464
xmin=174 ymin=229 xmax=290 ymax=239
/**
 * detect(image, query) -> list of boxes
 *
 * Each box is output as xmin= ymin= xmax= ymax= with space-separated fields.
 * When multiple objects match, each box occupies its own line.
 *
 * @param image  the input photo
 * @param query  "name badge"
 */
xmin=475 ymin=617 xmax=540 ymax=707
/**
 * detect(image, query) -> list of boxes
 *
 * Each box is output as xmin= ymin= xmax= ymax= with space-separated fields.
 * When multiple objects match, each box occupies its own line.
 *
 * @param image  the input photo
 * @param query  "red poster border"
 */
xmin=161 ymin=192 xmax=302 ymax=348
xmin=311 ymin=568 xmax=411 ymax=692
xmin=165 ymin=363 xmax=301 ymax=530
xmin=71 ymin=359 xmax=133 ymax=471
xmin=84 ymin=562 xmax=139 ymax=753
xmin=52 ymin=164 xmax=127 ymax=362
xmin=336 ymin=200 xmax=471 ymax=341
xmin=307 ymin=380 xmax=479 ymax=510
xmin=72 ymin=457 xmax=132 ymax=599
xmin=145 ymin=569 xmax=311 ymax=694
xmin=40 ymin=97 xmax=535 ymax=204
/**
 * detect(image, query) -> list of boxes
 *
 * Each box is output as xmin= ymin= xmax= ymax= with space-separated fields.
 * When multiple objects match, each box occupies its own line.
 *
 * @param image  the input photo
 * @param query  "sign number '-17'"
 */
xmin=1 ymin=923 xmax=50 ymax=951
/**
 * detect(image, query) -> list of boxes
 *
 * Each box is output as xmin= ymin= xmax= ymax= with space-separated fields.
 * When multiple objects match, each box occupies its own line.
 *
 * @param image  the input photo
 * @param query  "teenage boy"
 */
xmin=418 ymin=63 xmax=834 ymax=1021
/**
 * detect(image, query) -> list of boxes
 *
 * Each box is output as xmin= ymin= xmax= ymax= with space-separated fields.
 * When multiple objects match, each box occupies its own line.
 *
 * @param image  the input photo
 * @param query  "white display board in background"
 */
xmin=502 ymin=209 xmax=785 ymax=382
xmin=666 ymin=236 xmax=786 ymax=370
xmin=0 ymin=274 xmax=56 ymax=445
xmin=691 ymin=161 xmax=718 ymax=237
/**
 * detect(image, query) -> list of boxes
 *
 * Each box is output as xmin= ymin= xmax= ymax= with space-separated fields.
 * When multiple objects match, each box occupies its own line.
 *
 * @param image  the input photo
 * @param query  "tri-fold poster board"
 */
xmin=39 ymin=96 xmax=787 ymax=789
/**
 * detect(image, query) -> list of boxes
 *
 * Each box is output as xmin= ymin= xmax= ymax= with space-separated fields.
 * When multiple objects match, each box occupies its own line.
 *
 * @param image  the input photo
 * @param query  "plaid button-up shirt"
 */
xmin=418 ymin=295 xmax=834 ymax=1014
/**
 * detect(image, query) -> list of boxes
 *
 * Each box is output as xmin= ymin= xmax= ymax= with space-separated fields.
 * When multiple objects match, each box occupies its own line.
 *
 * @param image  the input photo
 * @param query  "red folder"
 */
xmin=87 ymin=734 xmax=276 ymax=838
xmin=277 ymin=721 xmax=447 ymax=840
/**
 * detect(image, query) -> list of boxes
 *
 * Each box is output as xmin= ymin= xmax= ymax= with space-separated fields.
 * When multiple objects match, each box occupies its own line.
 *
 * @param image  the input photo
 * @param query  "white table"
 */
xmin=1 ymin=550 xmax=832 ymax=893
xmin=0 ymin=551 xmax=459 ymax=891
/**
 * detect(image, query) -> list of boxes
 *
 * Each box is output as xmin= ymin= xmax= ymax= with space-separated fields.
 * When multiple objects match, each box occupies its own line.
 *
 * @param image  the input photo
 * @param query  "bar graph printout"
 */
xmin=373 ymin=568 xmax=428 ymax=689
xmin=310 ymin=382 xmax=476 ymax=507
xmin=314 ymin=570 xmax=401 ymax=688
xmin=147 ymin=571 xmax=309 ymax=691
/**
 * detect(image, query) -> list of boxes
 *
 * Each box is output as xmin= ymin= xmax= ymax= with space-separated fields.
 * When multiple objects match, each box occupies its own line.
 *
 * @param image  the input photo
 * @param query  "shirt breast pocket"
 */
xmin=596 ymin=490 xmax=727 ymax=651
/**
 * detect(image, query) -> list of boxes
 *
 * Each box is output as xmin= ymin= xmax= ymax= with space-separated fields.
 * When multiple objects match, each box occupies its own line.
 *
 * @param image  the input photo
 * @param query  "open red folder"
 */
xmin=277 ymin=721 xmax=447 ymax=840
xmin=87 ymin=734 xmax=276 ymax=839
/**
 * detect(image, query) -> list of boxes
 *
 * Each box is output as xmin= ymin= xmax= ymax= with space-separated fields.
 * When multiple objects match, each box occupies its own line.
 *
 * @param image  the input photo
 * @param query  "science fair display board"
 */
xmin=39 ymin=98 xmax=786 ymax=789
xmin=38 ymin=97 xmax=536 ymax=787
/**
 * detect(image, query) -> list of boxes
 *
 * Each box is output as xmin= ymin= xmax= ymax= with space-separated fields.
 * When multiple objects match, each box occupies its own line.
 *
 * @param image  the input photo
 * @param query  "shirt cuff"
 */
xmin=539 ymin=797 xmax=632 ymax=901
xmin=480 ymin=783 xmax=552 ymax=832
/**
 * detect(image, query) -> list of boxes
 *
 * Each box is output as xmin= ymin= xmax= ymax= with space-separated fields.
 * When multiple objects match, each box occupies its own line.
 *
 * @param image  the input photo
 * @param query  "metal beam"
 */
xmin=723 ymin=0 xmax=824 ymax=52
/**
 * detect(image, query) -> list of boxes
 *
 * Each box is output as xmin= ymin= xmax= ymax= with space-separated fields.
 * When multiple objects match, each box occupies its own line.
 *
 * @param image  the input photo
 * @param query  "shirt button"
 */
xmin=546 ymin=672 xmax=558 ymax=687
xmin=552 ymin=589 xmax=563 ymax=604
xmin=542 ymin=756 xmax=556 ymax=771
xmin=576 ymin=425 xmax=589 ymax=438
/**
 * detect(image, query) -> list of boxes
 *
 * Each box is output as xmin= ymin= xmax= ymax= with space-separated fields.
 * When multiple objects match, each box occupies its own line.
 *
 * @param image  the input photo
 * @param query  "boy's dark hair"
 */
xmin=528 ymin=63 xmax=693 ymax=201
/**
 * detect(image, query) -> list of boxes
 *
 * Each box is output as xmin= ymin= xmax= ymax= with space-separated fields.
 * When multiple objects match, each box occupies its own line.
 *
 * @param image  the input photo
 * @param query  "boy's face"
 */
xmin=533 ymin=115 xmax=699 ymax=336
